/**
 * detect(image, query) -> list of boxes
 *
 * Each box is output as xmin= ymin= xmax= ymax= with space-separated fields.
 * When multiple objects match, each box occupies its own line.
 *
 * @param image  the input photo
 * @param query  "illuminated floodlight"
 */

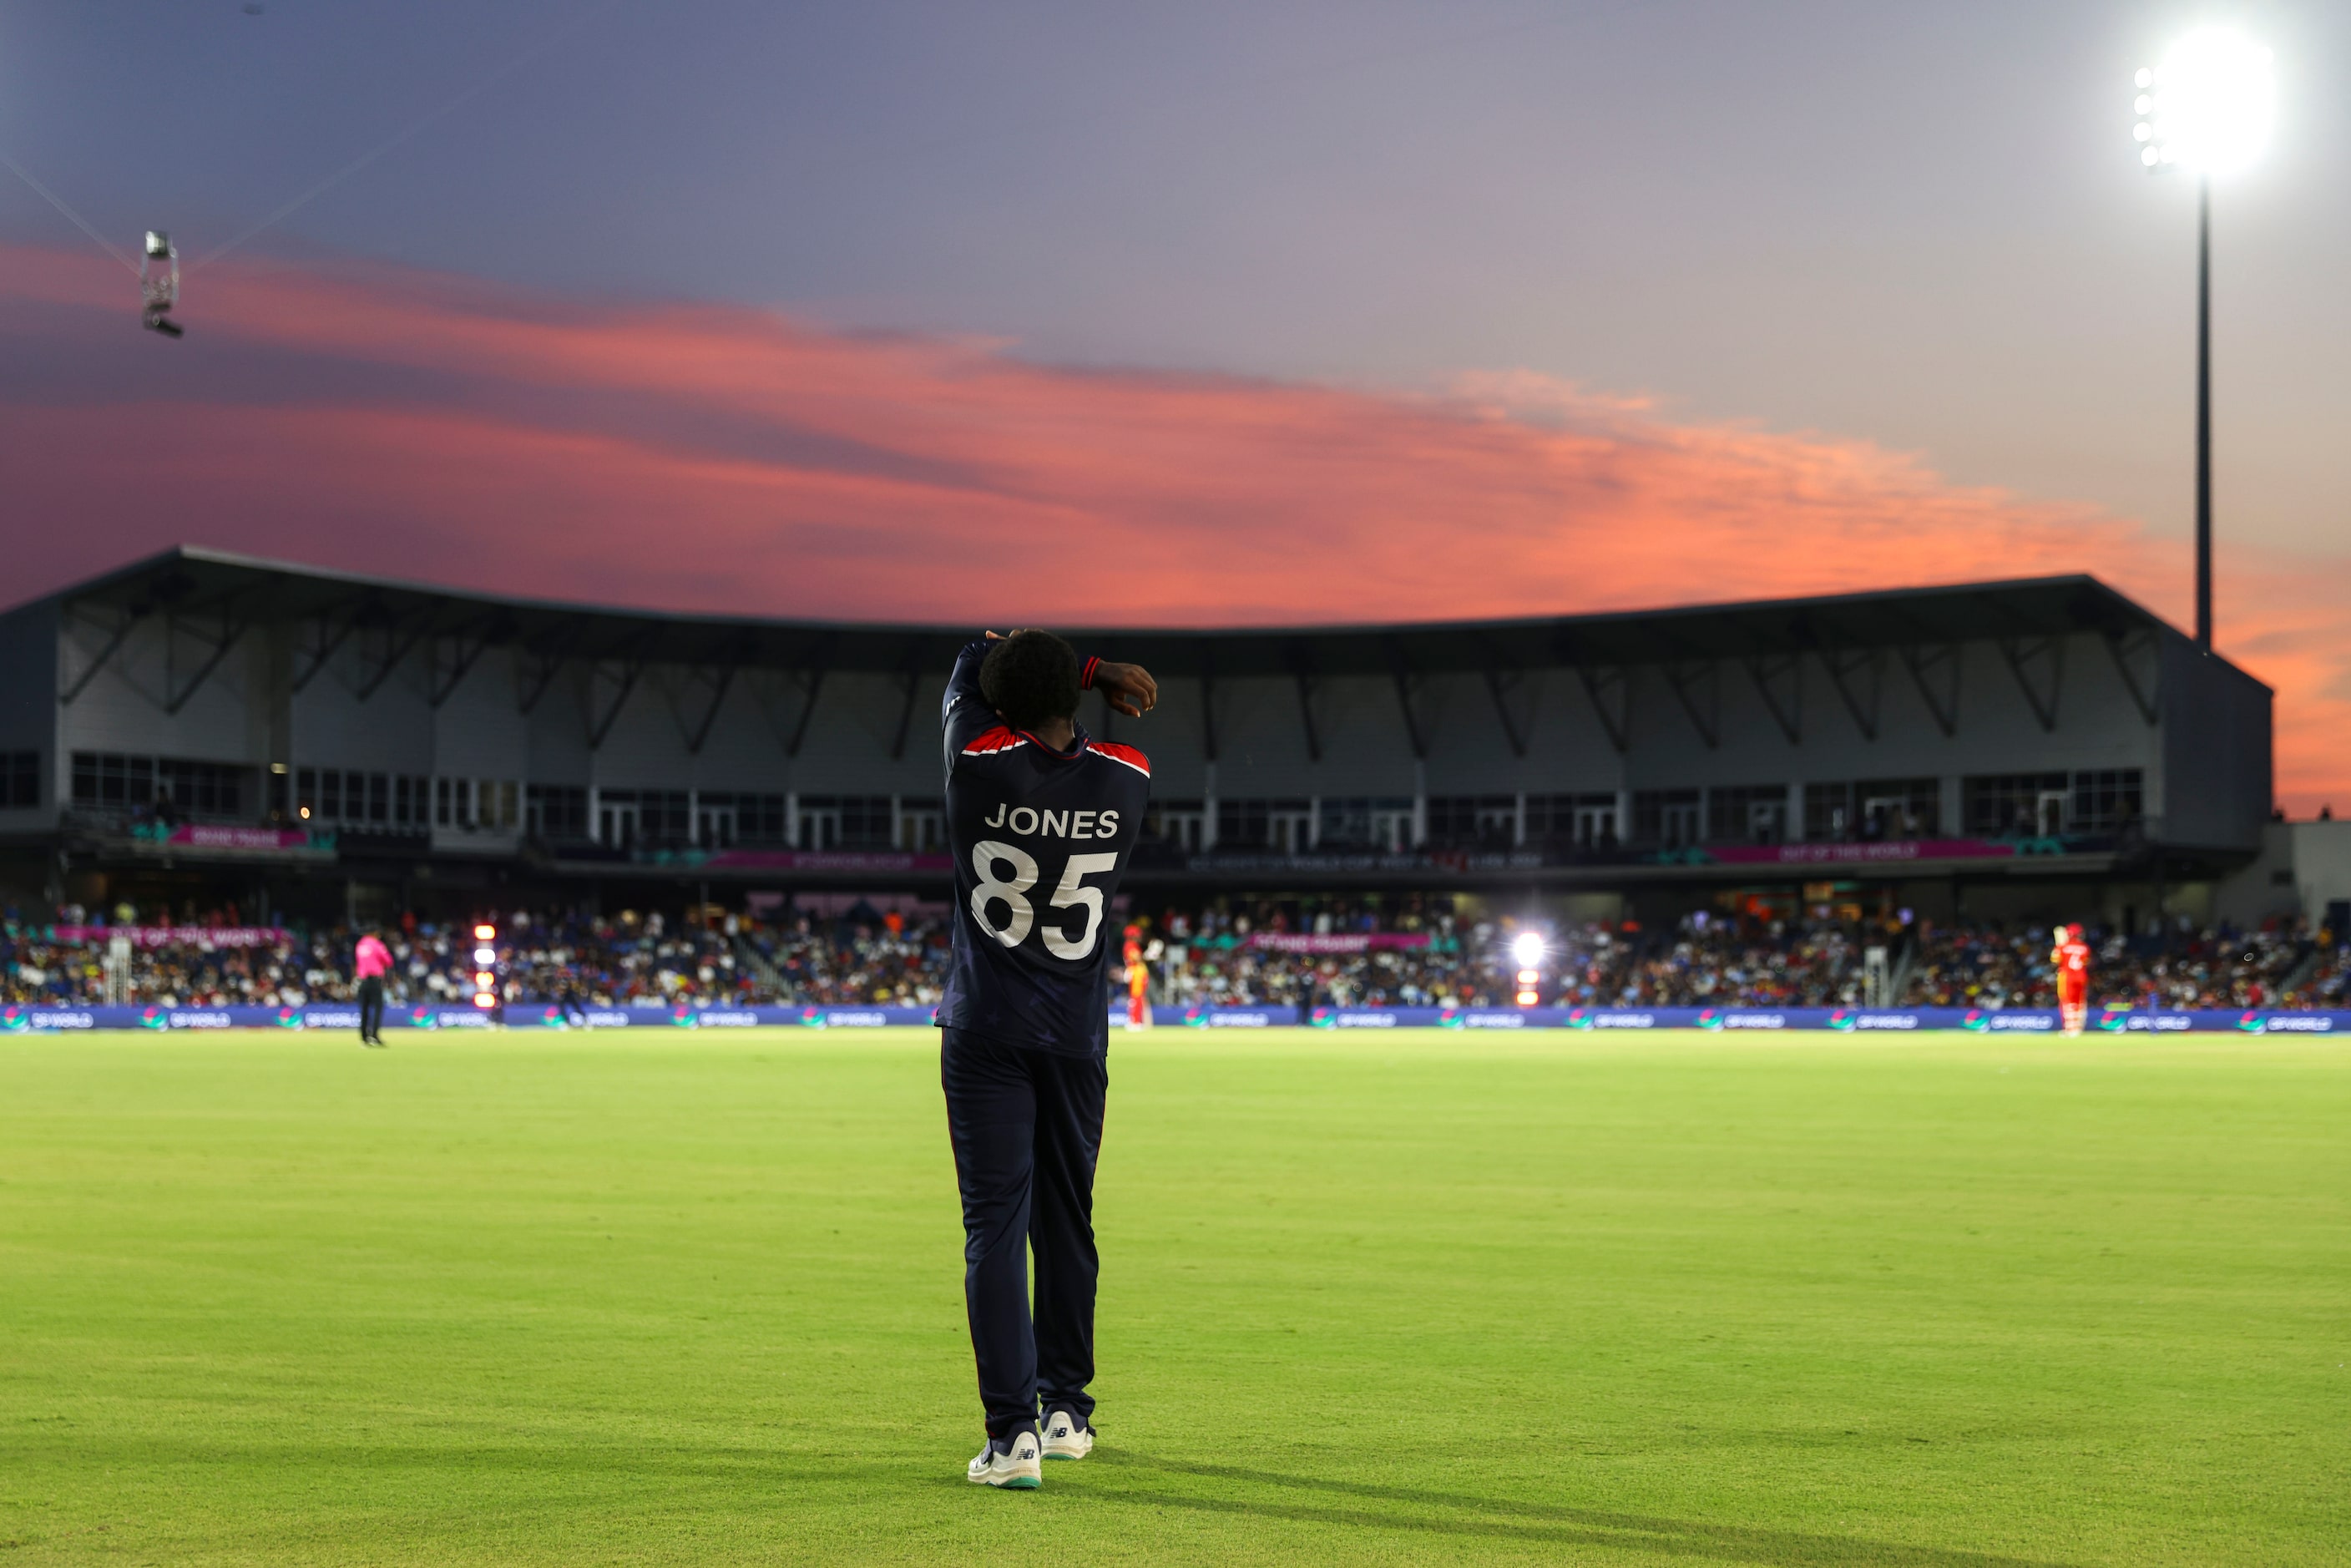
xmin=473 ymin=993 xmax=494 ymax=1009
xmin=473 ymin=923 xmax=497 ymax=940
xmin=1509 ymin=931 xmax=1545 ymax=969
xmin=2136 ymin=28 xmax=2276 ymax=175
xmin=473 ymin=946 xmax=497 ymax=965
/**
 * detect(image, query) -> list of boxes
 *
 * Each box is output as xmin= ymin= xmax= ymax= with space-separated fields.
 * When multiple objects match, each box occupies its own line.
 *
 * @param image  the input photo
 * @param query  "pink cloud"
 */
xmin=3 ymin=241 xmax=2343 ymax=810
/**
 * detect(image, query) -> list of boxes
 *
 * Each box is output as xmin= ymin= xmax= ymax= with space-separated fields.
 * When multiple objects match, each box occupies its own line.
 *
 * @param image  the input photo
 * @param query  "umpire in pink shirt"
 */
xmin=354 ymin=929 xmax=392 ymax=1047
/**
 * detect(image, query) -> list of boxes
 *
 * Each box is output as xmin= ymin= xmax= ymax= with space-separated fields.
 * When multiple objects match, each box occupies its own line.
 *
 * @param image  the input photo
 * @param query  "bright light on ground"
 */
xmin=2138 ymin=26 xmax=2276 ymax=175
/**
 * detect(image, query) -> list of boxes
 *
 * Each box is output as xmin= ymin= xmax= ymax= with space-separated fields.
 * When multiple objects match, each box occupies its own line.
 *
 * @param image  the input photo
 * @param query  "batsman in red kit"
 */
xmin=2054 ymin=924 xmax=2093 ymax=1035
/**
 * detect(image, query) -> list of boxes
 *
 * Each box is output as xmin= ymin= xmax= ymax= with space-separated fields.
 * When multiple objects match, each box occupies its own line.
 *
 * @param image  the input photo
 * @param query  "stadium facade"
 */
xmin=0 ymin=547 xmax=2313 ymax=929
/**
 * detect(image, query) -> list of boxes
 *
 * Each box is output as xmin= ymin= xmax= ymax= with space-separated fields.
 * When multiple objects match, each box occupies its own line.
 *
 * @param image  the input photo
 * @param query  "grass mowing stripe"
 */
xmin=1 ymin=1028 xmax=2344 ymax=1565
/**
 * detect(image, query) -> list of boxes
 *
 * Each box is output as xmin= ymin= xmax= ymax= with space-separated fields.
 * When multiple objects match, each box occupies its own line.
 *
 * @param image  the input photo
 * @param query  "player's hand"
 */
xmin=1094 ymin=660 xmax=1157 ymax=718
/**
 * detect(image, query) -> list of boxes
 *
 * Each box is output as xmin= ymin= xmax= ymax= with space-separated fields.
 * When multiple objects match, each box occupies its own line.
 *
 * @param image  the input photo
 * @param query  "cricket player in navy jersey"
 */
xmin=939 ymin=629 xmax=1157 ymax=1490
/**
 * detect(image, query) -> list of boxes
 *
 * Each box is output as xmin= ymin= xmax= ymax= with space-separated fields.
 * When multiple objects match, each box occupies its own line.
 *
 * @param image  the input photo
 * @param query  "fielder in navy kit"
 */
xmin=939 ymin=629 xmax=1157 ymax=1490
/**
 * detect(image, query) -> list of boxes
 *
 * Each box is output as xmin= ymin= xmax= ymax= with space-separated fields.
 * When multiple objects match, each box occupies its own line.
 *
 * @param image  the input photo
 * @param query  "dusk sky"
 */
xmin=3 ymin=1 xmax=2346 ymax=805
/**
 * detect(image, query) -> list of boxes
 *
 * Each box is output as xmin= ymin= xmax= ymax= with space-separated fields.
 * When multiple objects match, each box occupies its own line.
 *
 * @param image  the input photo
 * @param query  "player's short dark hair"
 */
xmin=980 ymin=630 xmax=1082 ymax=730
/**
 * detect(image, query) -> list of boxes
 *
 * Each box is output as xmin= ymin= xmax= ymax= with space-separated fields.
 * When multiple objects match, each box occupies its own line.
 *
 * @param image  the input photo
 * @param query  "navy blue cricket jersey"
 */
xmin=938 ymin=639 xmax=1152 ymax=1057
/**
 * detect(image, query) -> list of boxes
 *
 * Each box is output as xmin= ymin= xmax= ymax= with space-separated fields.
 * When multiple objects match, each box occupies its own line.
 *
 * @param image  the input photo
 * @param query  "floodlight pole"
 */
xmin=2194 ymin=175 xmax=2212 ymax=653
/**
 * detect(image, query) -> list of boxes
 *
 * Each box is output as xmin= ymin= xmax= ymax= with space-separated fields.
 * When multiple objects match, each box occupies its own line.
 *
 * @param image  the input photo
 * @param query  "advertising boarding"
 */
xmin=5 ymin=1003 xmax=2343 ymax=1034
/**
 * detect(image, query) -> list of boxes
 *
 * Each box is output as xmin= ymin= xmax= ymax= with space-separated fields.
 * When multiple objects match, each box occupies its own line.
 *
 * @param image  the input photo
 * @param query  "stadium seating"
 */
xmin=3 ymin=904 xmax=2340 ymax=1014
xmin=1899 ymin=922 xmax=2323 ymax=1009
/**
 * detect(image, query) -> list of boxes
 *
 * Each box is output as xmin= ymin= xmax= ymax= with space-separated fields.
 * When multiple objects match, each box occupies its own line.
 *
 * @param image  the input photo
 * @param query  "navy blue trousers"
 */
xmin=939 ymin=1029 xmax=1107 ymax=1439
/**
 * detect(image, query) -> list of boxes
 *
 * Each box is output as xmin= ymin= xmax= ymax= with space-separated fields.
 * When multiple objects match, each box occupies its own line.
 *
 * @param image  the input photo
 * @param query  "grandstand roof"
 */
xmin=28 ymin=545 xmax=2223 ymax=681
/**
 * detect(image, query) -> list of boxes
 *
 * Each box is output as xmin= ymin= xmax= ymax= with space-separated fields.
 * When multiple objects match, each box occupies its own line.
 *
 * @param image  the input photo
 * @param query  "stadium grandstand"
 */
xmin=3 ymin=546 xmax=2347 ymax=1024
xmin=9 ymin=901 xmax=2348 ymax=1018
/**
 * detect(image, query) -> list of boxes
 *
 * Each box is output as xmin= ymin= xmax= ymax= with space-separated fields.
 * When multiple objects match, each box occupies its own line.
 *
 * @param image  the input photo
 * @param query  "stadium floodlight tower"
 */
xmin=2133 ymin=26 xmax=2276 ymax=653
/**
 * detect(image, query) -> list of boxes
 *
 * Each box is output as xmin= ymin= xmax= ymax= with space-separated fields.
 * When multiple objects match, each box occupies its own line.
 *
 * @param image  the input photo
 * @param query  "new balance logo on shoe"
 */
xmin=968 ymin=1430 xmax=1043 ymax=1489
xmin=1040 ymin=1410 xmax=1094 ymax=1460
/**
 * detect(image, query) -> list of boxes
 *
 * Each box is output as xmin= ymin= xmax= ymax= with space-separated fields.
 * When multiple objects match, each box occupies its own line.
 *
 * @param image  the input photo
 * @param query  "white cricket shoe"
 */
xmin=1041 ymin=1408 xmax=1094 ymax=1460
xmin=967 ymin=1429 xmax=1043 ymax=1489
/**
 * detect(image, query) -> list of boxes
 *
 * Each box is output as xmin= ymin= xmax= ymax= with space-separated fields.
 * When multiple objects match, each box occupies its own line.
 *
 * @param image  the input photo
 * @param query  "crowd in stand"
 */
xmin=500 ymin=913 xmax=748 ymax=1008
xmin=0 ymin=906 xmax=751 ymax=1010
xmin=741 ymin=913 xmax=948 ymax=1007
xmin=1899 ymin=921 xmax=2343 ymax=1009
xmin=1593 ymin=921 xmax=1872 ymax=1008
xmin=1164 ymin=908 xmax=2351 ymax=1011
xmin=3 ymin=898 xmax=2346 ymax=1014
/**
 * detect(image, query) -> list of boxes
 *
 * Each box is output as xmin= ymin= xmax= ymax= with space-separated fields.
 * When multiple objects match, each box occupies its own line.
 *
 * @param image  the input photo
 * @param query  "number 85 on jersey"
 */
xmin=969 ymin=842 xmax=1120 ymax=959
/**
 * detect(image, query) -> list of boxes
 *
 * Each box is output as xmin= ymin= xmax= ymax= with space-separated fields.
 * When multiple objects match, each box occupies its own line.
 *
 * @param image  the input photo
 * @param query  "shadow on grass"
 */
xmin=1084 ymin=1451 xmax=2070 ymax=1567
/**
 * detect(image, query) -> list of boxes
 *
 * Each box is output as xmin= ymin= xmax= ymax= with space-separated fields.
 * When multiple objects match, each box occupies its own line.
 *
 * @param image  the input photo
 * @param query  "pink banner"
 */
xmin=1704 ymin=839 xmax=2019 ymax=866
xmin=1247 ymin=932 xmax=1434 ymax=953
xmin=701 ymin=849 xmax=955 ymax=873
xmin=54 ymin=926 xmax=294 ymax=948
xmin=163 ymin=825 xmax=325 ymax=852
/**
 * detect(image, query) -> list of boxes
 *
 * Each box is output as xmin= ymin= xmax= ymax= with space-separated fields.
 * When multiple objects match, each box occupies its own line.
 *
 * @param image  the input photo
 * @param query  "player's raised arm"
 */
xmin=1089 ymin=658 xmax=1157 ymax=719
xmin=941 ymin=633 xmax=1003 ymax=777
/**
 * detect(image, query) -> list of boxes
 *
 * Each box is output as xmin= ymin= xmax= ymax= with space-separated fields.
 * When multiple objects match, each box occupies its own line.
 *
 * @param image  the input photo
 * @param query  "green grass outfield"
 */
xmin=2 ymin=1028 xmax=2345 ymax=1566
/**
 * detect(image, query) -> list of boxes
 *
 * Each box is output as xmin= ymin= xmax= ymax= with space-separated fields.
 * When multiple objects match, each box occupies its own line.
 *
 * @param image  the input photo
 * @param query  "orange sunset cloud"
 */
xmin=3 ymin=242 xmax=2344 ymax=810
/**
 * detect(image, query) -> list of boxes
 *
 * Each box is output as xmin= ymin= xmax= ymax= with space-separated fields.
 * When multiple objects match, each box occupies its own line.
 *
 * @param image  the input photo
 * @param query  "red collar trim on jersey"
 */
xmin=959 ymin=726 xmax=1029 ymax=756
xmin=1086 ymin=741 xmax=1151 ymax=777
xmin=966 ymin=725 xmax=1145 ymax=775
